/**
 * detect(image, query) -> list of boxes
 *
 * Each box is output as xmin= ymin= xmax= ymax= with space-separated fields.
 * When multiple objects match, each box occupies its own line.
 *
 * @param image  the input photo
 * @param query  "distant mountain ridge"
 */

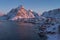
xmin=42 ymin=8 xmax=60 ymax=19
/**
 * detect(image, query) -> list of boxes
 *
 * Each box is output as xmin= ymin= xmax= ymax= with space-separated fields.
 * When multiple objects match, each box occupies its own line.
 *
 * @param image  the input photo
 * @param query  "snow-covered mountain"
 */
xmin=6 ymin=5 xmax=39 ymax=20
xmin=41 ymin=8 xmax=60 ymax=24
xmin=42 ymin=8 xmax=60 ymax=19
xmin=39 ymin=8 xmax=60 ymax=40
xmin=41 ymin=8 xmax=60 ymax=23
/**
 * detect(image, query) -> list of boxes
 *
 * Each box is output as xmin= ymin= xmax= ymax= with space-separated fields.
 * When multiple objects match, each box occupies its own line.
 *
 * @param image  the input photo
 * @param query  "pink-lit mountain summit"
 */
xmin=0 ymin=5 xmax=40 ymax=20
xmin=7 ymin=5 xmax=39 ymax=20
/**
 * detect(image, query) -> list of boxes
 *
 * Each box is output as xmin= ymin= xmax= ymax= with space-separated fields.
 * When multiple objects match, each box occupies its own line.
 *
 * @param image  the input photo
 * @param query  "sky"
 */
xmin=0 ymin=0 xmax=60 ymax=14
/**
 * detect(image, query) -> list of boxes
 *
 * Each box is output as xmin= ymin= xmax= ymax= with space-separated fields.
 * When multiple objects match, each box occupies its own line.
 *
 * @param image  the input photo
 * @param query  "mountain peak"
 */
xmin=6 ymin=5 xmax=40 ymax=20
xmin=17 ymin=5 xmax=24 ymax=10
xmin=20 ymin=5 xmax=24 ymax=9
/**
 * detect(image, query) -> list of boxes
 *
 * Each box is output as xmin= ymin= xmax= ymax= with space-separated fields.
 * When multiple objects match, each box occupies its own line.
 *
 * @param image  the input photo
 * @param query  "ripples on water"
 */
xmin=0 ymin=21 xmax=59 ymax=40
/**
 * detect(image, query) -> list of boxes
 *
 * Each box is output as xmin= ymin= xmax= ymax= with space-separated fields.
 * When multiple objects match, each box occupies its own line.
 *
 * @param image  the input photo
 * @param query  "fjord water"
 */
xmin=0 ymin=21 xmax=59 ymax=40
xmin=0 ymin=21 xmax=40 ymax=40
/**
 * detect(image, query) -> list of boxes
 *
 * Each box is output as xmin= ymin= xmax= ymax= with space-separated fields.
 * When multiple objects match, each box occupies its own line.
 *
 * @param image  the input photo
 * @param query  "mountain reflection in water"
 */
xmin=0 ymin=21 xmax=59 ymax=40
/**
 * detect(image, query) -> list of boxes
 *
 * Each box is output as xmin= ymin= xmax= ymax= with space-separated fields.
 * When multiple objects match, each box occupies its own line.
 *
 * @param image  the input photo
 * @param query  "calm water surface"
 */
xmin=0 ymin=21 xmax=59 ymax=40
